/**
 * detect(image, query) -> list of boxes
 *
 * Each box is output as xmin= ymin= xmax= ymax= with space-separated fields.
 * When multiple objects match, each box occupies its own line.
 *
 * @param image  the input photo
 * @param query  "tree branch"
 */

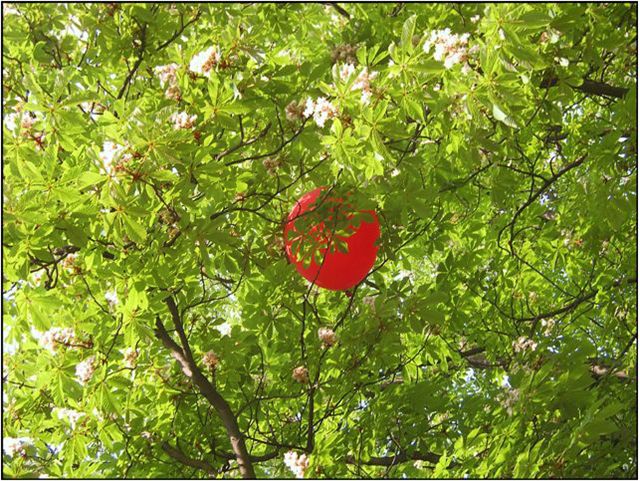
xmin=540 ymin=76 xmax=629 ymax=99
xmin=160 ymin=441 xmax=217 ymax=475
xmin=155 ymin=297 xmax=256 ymax=478
xmin=346 ymin=450 xmax=443 ymax=466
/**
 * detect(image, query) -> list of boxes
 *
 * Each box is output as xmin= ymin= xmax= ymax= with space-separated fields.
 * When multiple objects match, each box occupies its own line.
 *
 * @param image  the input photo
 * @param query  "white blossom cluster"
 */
xmin=75 ymin=356 xmax=96 ymax=385
xmin=284 ymin=450 xmax=309 ymax=478
xmin=263 ymin=157 xmax=283 ymax=176
xmin=40 ymin=327 xmax=78 ymax=353
xmin=104 ymin=289 xmax=118 ymax=306
xmin=423 ymin=29 xmax=478 ymax=71
xmin=2 ymin=437 xmax=33 ymax=457
xmin=303 ymin=97 xmax=338 ymax=128
xmin=502 ymin=388 xmax=520 ymax=416
xmin=98 ymin=141 xmax=131 ymax=176
xmin=54 ymin=408 xmax=84 ymax=430
xmin=317 ymin=327 xmax=337 ymax=348
xmin=169 ymin=111 xmax=197 ymax=130
xmin=292 ymin=366 xmax=309 ymax=384
xmin=154 ymin=63 xmax=181 ymax=100
xmin=512 ymin=336 xmax=538 ymax=353
xmin=202 ymin=351 xmax=220 ymax=371
xmin=338 ymin=63 xmax=378 ymax=104
xmin=540 ymin=318 xmax=555 ymax=336
xmin=189 ymin=46 xmax=221 ymax=77
xmin=285 ymin=100 xmax=306 ymax=121
xmin=123 ymin=348 xmax=139 ymax=368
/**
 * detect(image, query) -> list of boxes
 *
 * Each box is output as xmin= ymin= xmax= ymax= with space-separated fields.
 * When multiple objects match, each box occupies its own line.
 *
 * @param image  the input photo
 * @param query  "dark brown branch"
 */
xmin=516 ymin=277 xmax=636 ymax=323
xmin=154 ymin=299 xmax=256 ymax=478
xmin=346 ymin=450 xmax=443 ymax=466
xmin=156 ymin=10 xmax=202 ymax=52
xmin=540 ymin=76 xmax=629 ymax=99
xmin=216 ymin=123 xmax=272 ymax=162
xmin=117 ymin=22 xmax=147 ymax=99
xmin=323 ymin=2 xmax=350 ymax=19
xmin=160 ymin=441 xmax=217 ymax=475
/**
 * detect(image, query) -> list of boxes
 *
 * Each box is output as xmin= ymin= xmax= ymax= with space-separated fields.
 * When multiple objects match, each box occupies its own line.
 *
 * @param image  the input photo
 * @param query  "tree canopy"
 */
xmin=2 ymin=2 xmax=637 ymax=479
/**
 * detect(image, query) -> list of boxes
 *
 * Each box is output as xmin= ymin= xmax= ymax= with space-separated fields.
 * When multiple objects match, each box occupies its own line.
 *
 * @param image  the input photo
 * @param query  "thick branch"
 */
xmin=346 ymin=450 xmax=443 ymax=466
xmin=540 ymin=76 xmax=629 ymax=99
xmin=160 ymin=441 xmax=217 ymax=475
xmin=117 ymin=22 xmax=147 ymax=99
xmin=155 ymin=300 xmax=256 ymax=479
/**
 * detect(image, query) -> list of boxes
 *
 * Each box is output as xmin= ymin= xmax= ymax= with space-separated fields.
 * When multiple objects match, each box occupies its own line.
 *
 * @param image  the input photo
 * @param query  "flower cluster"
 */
xmin=75 ymin=356 xmax=96 ymax=385
xmin=154 ymin=63 xmax=181 ymax=100
xmin=540 ymin=318 xmax=555 ymax=336
xmin=202 ymin=351 xmax=220 ymax=371
xmin=170 ymin=111 xmax=197 ymax=130
xmin=123 ymin=348 xmax=139 ymax=369
xmin=189 ymin=46 xmax=221 ymax=77
xmin=3 ymin=437 xmax=33 ymax=457
xmin=285 ymin=100 xmax=306 ymax=121
xmin=303 ymin=97 xmax=338 ymax=128
xmin=331 ymin=43 xmax=358 ymax=64
xmin=98 ymin=141 xmax=132 ymax=176
xmin=423 ymin=29 xmax=477 ymax=71
xmin=501 ymin=388 xmax=520 ymax=416
xmin=284 ymin=451 xmax=309 ymax=478
xmin=41 ymin=327 xmax=78 ymax=353
xmin=292 ymin=366 xmax=309 ymax=384
xmin=338 ymin=64 xmax=378 ymax=104
xmin=54 ymin=408 xmax=84 ymax=430
xmin=263 ymin=157 xmax=284 ymax=176
xmin=512 ymin=336 xmax=538 ymax=353
xmin=317 ymin=327 xmax=337 ymax=348
xmin=104 ymin=289 xmax=118 ymax=306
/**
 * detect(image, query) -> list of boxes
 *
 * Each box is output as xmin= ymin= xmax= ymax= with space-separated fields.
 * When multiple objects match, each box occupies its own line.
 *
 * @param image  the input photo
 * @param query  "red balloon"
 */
xmin=283 ymin=187 xmax=380 ymax=291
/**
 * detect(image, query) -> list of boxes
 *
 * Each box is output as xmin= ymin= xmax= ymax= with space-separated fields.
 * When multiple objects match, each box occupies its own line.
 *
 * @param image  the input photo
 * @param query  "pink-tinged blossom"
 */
xmin=40 ymin=327 xmax=78 ymax=353
xmin=76 ymin=356 xmax=96 ymax=385
xmin=423 ymin=29 xmax=473 ymax=70
xmin=170 ymin=111 xmax=197 ymax=130
xmin=292 ymin=366 xmax=309 ymax=384
xmin=123 ymin=348 xmax=139 ymax=368
xmin=303 ymin=97 xmax=338 ymax=128
xmin=317 ymin=327 xmax=337 ymax=347
xmin=3 ymin=437 xmax=33 ymax=457
xmin=189 ymin=46 xmax=221 ymax=77
xmin=202 ymin=351 xmax=219 ymax=370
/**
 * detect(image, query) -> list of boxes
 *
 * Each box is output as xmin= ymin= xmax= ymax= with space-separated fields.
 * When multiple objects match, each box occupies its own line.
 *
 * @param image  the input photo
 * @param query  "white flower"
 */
xmin=423 ymin=29 xmax=473 ymax=70
xmin=284 ymin=451 xmax=309 ymax=478
xmin=98 ymin=141 xmax=125 ymax=175
xmin=312 ymin=97 xmax=338 ymax=128
xmin=75 ymin=356 xmax=96 ymax=385
xmin=189 ymin=46 xmax=221 ymax=77
xmin=154 ymin=63 xmax=179 ymax=87
xmin=40 ymin=327 xmax=77 ymax=353
xmin=3 ymin=437 xmax=33 ymax=457
xmin=202 ymin=351 xmax=219 ymax=370
xmin=54 ymin=408 xmax=84 ymax=430
xmin=170 ymin=111 xmax=197 ymax=130
xmin=317 ymin=327 xmax=337 ymax=347
xmin=292 ymin=366 xmax=309 ymax=384
xmin=4 ymin=112 xmax=17 ymax=131
xmin=303 ymin=97 xmax=316 ymax=118
xmin=470 ymin=15 xmax=480 ymax=23
xmin=104 ymin=289 xmax=118 ymax=305
xmin=123 ymin=348 xmax=138 ymax=368
xmin=512 ymin=336 xmax=538 ymax=353
xmin=339 ymin=63 xmax=356 ymax=81
xmin=555 ymin=57 xmax=569 ymax=67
